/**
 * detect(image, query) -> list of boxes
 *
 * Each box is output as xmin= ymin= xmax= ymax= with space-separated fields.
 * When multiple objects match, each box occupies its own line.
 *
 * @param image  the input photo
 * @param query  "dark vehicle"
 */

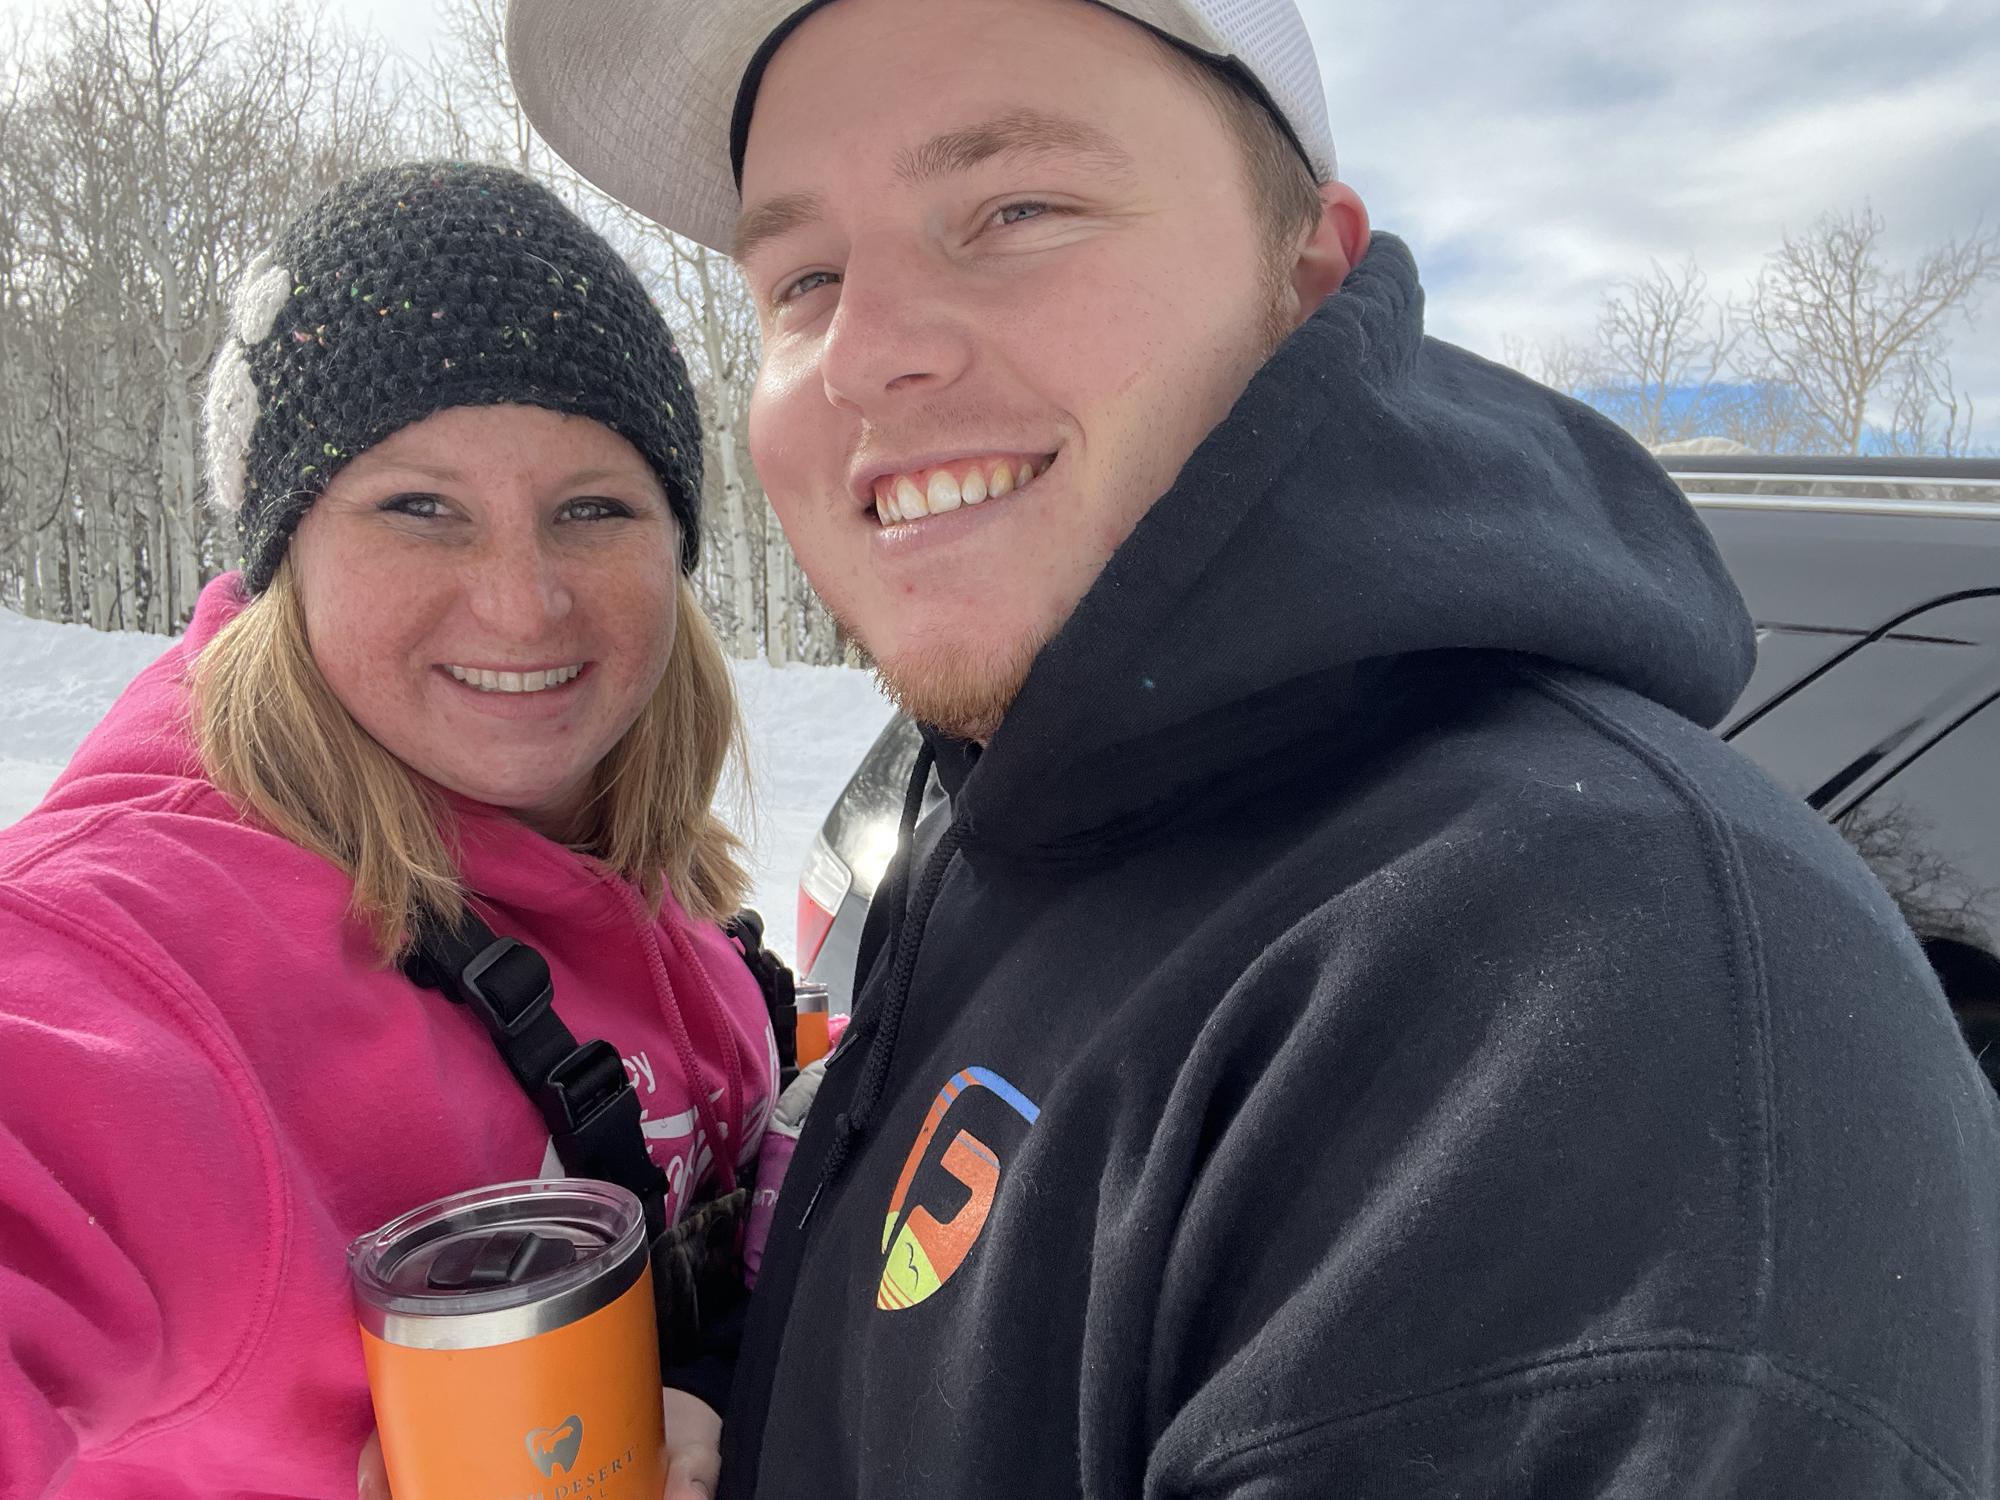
xmin=796 ymin=457 xmax=2000 ymax=1080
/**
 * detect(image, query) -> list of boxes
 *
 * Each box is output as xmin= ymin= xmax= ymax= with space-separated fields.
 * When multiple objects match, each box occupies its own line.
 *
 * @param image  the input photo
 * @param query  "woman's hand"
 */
xmin=659 ymin=1387 xmax=724 ymax=1498
xmin=358 ymin=1388 xmax=722 ymax=1499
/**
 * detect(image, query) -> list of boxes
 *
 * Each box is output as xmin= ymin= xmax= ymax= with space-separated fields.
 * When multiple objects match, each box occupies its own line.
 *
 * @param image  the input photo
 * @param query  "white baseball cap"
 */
xmin=505 ymin=0 xmax=1337 ymax=255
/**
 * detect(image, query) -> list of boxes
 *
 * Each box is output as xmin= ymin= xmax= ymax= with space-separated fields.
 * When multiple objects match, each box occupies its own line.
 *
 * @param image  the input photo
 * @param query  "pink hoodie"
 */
xmin=0 ymin=576 xmax=775 ymax=1499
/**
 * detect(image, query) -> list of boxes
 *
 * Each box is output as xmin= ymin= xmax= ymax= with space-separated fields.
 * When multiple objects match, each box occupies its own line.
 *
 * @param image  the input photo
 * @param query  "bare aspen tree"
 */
xmin=124 ymin=0 xmax=234 ymax=631
xmin=686 ymin=243 xmax=761 ymax=659
xmin=1745 ymin=206 xmax=2000 ymax=455
xmin=0 ymin=0 xmax=403 ymax=628
xmin=1594 ymin=257 xmax=1736 ymax=447
xmin=1500 ymin=334 xmax=1598 ymax=399
xmin=762 ymin=503 xmax=793 ymax=667
xmin=21 ymin=14 xmax=157 ymax=628
xmin=1704 ymin=380 xmax=1833 ymax=456
xmin=424 ymin=0 xmax=546 ymax=176
xmin=1887 ymin=358 xmax=1977 ymax=459
xmin=0 ymin=68 xmax=35 ymax=612
xmin=1500 ymin=210 xmax=1993 ymax=458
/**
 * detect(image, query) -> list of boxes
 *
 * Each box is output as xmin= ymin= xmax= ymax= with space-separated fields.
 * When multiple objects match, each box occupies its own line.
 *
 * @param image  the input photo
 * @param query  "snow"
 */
xmin=0 ymin=610 xmax=177 ymax=766
xmin=0 ymin=606 xmax=892 ymax=964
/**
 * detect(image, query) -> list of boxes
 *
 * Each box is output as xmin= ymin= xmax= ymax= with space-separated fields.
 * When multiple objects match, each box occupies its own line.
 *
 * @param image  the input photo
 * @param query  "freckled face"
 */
xmin=738 ymin=0 xmax=1283 ymax=738
xmin=287 ymin=404 xmax=678 ymax=832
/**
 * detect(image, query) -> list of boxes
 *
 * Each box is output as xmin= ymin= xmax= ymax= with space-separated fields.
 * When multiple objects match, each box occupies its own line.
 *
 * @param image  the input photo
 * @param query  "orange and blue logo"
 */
xmin=877 ymin=1067 xmax=1039 ymax=1311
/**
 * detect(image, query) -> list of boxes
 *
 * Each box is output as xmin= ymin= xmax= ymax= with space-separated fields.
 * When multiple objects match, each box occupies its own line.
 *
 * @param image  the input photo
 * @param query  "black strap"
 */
xmin=405 ymin=906 xmax=804 ymax=1238
xmin=404 ymin=907 xmax=672 ymax=1242
xmin=724 ymin=909 xmax=800 ymax=1089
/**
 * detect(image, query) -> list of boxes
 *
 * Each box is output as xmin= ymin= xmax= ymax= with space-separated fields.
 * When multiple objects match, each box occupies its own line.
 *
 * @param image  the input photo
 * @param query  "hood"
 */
xmin=937 ymin=233 xmax=1755 ymax=853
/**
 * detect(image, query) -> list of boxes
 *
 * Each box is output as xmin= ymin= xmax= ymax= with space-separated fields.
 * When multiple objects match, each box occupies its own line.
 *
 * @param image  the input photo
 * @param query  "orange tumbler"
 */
xmin=794 ymin=980 xmax=833 ymax=1068
xmin=349 ymin=1179 xmax=666 ymax=1500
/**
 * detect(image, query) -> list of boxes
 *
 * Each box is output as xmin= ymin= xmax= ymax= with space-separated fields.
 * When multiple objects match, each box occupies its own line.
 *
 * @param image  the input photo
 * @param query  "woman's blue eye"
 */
xmin=381 ymin=493 xmax=443 ymax=518
xmin=562 ymin=497 xmax=634 ymax=522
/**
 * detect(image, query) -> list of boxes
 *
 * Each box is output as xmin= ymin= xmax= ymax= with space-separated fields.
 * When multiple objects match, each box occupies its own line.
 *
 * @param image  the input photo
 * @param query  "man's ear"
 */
xmin=1287 ymin=182 xmax=1371 ymax=327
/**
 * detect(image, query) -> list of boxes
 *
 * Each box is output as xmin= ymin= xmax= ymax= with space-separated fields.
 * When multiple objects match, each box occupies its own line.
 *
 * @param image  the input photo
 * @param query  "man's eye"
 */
xmin=779 ymin=269 xmax=838 ymax=304
xmin=560 ymin=497 xmax=634 ymax=522
xmin=380 ymin=493 xmax=444 ymax=518
xmin=991 ymin=201 xmax=1052 ymax=228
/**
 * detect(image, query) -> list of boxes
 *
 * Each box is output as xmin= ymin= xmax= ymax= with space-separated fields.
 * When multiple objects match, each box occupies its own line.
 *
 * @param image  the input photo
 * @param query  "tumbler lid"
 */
xmin=350 ymin=1179 xmax=648 ymax=1350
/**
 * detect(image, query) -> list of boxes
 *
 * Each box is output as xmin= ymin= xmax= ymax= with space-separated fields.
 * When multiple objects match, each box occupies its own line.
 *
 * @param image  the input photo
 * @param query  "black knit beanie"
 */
xmin=203 ymin=160 xmax=703 ymax=593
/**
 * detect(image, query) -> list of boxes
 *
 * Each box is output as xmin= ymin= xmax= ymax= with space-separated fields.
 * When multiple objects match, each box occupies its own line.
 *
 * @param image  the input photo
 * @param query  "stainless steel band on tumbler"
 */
xmin=350 ymin=1179 xmax=648 ymax=1352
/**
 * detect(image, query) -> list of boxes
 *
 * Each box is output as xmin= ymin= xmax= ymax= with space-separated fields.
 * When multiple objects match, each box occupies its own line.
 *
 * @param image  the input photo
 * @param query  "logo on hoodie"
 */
xmin=878 ymin=1067 xmax=1039 ymax=1311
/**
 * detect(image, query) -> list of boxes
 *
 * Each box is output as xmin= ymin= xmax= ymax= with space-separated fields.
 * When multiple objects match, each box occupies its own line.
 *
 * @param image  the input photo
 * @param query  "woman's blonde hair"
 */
xmin=191 ymin=557 xmax=749 ymax=962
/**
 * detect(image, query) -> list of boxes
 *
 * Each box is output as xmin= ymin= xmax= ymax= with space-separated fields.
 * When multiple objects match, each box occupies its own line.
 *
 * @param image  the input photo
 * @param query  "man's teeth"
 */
xmin=876 ymin=458 xmax=1041 ymax=525
xmin=446 ymin=663 xmax=584 ymax=693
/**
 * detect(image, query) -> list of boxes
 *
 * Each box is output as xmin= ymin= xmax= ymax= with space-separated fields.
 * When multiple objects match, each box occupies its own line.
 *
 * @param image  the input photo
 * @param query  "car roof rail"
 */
xmin=1662 ymin=455 xmax=2000 ymax=483
xmin=1665 ymin=456 xmax=2000 ymax=515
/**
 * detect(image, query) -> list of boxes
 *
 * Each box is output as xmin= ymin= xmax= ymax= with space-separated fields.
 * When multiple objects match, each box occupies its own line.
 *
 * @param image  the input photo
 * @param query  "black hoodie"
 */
xmin=721 ymin=237 xmax=2000 ymax=1498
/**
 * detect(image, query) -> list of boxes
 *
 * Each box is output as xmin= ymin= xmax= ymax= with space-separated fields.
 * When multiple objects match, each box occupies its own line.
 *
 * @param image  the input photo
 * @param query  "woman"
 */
xmin=0 ymin=162 xmax=772 ymax=1499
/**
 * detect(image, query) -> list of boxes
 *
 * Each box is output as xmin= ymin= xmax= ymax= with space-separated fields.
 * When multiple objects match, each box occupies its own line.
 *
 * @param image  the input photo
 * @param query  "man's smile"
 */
xmin=866 ymin=452 xmax=1057 ymax=525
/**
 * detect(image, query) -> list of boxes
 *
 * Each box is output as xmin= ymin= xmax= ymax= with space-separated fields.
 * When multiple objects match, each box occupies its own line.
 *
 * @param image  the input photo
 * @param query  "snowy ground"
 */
xmin=0 ymin=606 xmax=892 ymax=964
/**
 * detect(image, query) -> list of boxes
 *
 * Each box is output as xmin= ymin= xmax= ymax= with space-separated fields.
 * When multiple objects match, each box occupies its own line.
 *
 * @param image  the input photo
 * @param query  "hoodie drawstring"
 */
xmin=616 ymin=881 xmax=742 ymax=1195
xmin=662 ymin=914 xmax=748 ymax=1178
xmin=802 ymin=740 xmax=958 ymax=1227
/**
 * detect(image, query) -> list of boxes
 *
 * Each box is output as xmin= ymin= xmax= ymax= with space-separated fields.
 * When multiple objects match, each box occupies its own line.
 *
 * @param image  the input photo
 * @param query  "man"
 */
xmin=507 ymin=1 xmax=2000 ymax=1494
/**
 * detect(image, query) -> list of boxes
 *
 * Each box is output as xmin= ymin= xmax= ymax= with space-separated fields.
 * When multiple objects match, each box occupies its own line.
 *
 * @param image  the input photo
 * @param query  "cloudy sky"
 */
xmin=7 ymin=0 xmax=1999 ymax=445
xmin=1303 ymin=0 xmax=2000 ymax=444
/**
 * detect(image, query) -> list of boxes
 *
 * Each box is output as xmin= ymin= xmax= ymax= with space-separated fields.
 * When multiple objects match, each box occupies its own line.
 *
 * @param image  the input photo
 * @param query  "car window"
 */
xmin=1726 ymin=592 xmax=2000 ymax=807
xmin=1839 ymin=700 xmax=2000 ymax=956
xmin=1695 ymin=499 xmax=2000 ymax=737
xmin=1730 ymin=626 xmax=1863 ymax=736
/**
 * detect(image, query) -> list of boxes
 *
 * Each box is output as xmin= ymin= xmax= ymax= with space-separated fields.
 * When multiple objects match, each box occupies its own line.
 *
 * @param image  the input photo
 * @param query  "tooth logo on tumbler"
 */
xmin=526 ymin=1415 xmax=584 ymax=1477
xmin=878 ymin=1068 xmax=1040 ymax=1311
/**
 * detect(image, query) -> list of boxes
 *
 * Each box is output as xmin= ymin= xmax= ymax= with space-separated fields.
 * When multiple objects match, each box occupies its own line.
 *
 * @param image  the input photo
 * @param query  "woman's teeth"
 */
xmin=446 ymin=664 xmax=583 ymax=693
xmin=875 ymin=456 xmax=1045 ymax=525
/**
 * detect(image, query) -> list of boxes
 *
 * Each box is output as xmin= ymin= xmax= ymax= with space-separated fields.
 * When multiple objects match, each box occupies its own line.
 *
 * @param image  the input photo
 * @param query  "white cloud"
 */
xmin=1302 ymin=0 xmax=2000 ymax=446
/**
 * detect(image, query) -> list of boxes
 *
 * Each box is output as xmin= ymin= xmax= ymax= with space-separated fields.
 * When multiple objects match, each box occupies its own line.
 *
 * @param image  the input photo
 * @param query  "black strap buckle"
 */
xmin=457 ymin=938 xmax=555 ymax=1038
xmin=539 ymin=1039 xmax=632 ymax=1134
xmin=405 ymin=912 xmax=671 ymax=1243
xmin=541 ymin=1039 xmax=671 ymax=1241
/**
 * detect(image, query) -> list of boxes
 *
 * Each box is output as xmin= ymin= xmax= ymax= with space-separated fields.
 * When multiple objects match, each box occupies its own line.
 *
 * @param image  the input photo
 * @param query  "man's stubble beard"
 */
xmin=826 ymin=601 xmax=1050 ymax=745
